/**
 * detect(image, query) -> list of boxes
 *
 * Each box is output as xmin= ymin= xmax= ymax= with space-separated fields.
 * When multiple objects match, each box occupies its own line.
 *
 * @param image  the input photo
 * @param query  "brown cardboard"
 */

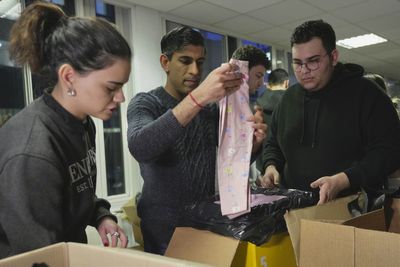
xmin=299 ymin=209 xmax=400 ymax=267
xmin=121 ymin=197 xmax=144 ymax=246
xmin=284 ymin=194 xmax=357 ymax=264
xmin=165 ymin=227 xmax=240 ymax=267
xmin=0 ymin=242 xmax=211 ymax=267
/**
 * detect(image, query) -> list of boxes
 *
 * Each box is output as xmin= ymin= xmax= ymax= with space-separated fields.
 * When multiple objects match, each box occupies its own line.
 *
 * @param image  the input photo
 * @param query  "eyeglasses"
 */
xmin=292 ymin=53 xmax=330 ymax=72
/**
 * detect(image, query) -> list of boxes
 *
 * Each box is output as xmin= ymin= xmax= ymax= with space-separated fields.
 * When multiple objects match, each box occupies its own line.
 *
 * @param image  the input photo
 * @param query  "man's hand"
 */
xmin=310 ymin=172 xmax=350 ymax=204
xmin=191 ymin=63 xmax=244 ymax=106
xmin=257 ymin=165 xmax=280 ymax=188
xmin=248 ymin=105 xmax=267 ymax=153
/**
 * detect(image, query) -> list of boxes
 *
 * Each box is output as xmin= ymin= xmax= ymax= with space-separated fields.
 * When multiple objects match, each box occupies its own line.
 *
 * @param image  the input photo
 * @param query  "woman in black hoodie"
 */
xmin=0 ymin=2 xmax=131 ymax=258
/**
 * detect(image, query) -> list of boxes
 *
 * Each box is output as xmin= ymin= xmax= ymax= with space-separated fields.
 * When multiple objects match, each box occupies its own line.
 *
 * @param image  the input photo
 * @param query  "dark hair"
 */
xmin=9 ymin=2 xmax=131 ymax=84
xmin=161 ymin=26 xmax=205 ymax=59
xmin=231 ymin=45 xmax=271 ymax=70
xmin=268 ymin=68 xmax=289 ymax=86
xmin=364 ymin=73 xmax=387 ymax=93
xmin=290 ymin=20 xmax=336 ymax=54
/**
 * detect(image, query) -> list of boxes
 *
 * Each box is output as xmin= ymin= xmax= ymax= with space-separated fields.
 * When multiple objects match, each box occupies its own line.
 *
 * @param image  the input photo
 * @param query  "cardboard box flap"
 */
xmin=299 ymin=220 xmax=355 ymax=267
xmin=284 ymin=194 xmax=357 ymax=265
xmin=121 ymin=197 xmax=140 ymax=226
xmin=166 ymin=227 xmax=240 ymax=267
xmin=343 ymin=208 xmax=386 ymax=231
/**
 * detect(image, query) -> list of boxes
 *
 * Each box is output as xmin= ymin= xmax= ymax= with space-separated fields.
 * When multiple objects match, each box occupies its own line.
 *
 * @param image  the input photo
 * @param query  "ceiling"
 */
xmin=122 ymin=0 xmax=400 ymax=81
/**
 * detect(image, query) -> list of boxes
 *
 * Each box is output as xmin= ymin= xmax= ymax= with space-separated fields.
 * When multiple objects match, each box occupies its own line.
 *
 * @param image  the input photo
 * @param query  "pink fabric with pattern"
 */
xmin=217 ymin=59 xmax=254 ymax=216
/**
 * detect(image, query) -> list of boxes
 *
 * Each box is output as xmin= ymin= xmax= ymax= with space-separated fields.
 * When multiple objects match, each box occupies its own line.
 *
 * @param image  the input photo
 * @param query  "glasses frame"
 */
xmin=292 ymin=52 xmax=330 ymax=72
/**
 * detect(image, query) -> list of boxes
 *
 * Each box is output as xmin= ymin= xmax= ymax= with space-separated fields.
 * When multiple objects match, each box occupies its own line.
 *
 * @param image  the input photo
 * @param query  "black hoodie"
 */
xmin=263 ymin=63 xmax=400 ymax=197
xmin=0 ymin=92 xmax=116 ymax=258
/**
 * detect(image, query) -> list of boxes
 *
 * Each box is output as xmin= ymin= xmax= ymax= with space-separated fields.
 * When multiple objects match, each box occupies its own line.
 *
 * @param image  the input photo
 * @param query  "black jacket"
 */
xmin=263 ymin=63 xmax=400 ymax=196
xmin=0 ymin=92 xmax=115 ymax=258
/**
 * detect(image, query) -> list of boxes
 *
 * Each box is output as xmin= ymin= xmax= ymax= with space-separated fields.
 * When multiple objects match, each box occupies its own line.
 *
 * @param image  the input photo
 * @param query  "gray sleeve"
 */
xmin=127 ymin=93 xmax=185 ymax=162
xmin=0 ymin=155 xmax=64 ymax=254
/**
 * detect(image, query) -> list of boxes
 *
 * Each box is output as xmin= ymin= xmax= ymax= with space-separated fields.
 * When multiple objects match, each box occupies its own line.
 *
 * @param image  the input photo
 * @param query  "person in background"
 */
xmin=363 ymin=73 xmax=387 ymax=93
xmin=258 ymin=20 xmax=400 ymax=205
xmin=257 ymin=68 xmax=289 ymax=126
xmin=0 ymin=2 xmax=131 ymax=258
xmin=255 ymin=68 xmax=289 ymax=172
xmin=127 ymin=27 xmax=267 ymax=255
xmin=230 ymin=45 xmax=271 ymax=181
xmin=231 ymin=45 xmax=271 ymax=97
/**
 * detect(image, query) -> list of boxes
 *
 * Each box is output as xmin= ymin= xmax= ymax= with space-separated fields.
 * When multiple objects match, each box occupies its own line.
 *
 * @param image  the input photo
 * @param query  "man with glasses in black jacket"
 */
xmin=258 ymin=20 xmax=400 ymax=205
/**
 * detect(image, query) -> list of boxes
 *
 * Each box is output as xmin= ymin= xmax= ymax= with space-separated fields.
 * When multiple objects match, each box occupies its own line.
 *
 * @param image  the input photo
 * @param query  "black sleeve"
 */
xmin=262 ymin=103 xmax=286 ymax=173
xmin=344 ymin=89 xmax=400 ymax=190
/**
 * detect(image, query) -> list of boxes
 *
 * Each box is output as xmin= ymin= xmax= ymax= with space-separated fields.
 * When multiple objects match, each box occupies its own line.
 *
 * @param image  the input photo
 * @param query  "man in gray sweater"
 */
xmin=127 ymin=26 xmax=267 ymax=255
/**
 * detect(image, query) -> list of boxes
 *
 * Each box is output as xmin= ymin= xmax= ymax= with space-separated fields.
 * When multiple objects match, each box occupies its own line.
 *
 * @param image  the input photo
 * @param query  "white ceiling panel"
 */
xmin=360 ymin=11 xmax=400 ymax=33
xmin=334 ymin=25 xmax=369 ymax=40
xmin=249 ymin=27 xmax=293 ymax=44
xmin=213 ymin=15 xmax=272 ymax=35
xmin=303 ymin=0 xmax=367 ymax=11
xmin=379 ymin=28 xmax=400 ymax=41
xmin=246 ymin=0 xmax=323 ymax=25
xmin=168 ymin=1 xmax=239 ymax=24
xmin=332 ymin=0 xmax=400 ymax=23
xmin=281 ymin=13 xmax=349 ymax=31
xmin=124 ymin=0 xmax=195 ymax=12
xmin=354 ymin=41 xmax=400 ymax=56
xmin=371 ymin=48 xmax=400 ymax=61
xmin=203 ymin=0 xmax=283 ymax=13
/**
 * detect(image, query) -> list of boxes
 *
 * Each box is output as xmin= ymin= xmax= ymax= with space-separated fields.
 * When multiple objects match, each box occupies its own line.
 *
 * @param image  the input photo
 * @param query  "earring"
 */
xmin=67 ymin=88 xmax=76 ymax=97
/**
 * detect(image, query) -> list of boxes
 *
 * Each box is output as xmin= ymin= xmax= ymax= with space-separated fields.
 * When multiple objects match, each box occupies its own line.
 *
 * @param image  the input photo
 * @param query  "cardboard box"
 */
xmin=121 ymin=197 xmax=143 ymax=246
xmin=166 ymin=195 xmax=359 ymax=267
xmin=166 ymin=227 xmax=296 ymax=267
xmin=0 ymin=242 xmax=211 ymax=267
xmin=284 ymin=195 xmax=358 ymax=265
xmin=299 ymin=208 xmax=400 ymax=267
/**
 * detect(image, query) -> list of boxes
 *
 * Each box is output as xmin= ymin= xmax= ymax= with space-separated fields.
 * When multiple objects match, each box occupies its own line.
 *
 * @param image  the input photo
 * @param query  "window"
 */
xmin=95 ymin=0 xmax=126 ymax=197
xmin=0 ymin=11 xmax=25 ymax=127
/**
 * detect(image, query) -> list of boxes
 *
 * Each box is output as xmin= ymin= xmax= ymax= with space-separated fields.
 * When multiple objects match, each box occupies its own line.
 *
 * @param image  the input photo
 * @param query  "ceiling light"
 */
xmin=336 ymin=33 xmax=387 ymax=49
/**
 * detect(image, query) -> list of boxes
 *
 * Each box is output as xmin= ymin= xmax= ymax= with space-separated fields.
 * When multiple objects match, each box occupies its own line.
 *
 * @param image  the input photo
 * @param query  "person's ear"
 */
xmin=58 ymin=64 xmax=76 ymax=89
xmin=160 ymin=54 xmax=170 ymax=74
xmin=331 ymin=49 xmax=339 ymax=66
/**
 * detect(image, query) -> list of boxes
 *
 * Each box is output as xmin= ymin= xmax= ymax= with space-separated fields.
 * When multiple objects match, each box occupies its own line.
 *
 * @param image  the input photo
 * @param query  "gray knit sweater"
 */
xmin=127 ymin=87 xmax=218 ymax=224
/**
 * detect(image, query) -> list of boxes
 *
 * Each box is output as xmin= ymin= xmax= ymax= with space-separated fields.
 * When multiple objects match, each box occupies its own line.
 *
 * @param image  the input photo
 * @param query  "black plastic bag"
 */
xmin=180 ymin=187 xmax=317 ymax=246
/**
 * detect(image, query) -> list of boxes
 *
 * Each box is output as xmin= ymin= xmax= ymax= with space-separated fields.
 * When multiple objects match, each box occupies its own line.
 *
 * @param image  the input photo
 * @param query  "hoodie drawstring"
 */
xmin=299 ymin=95 xmax=305 ymax=145
xmin=311 ymin=100 xmax=321 ymax=148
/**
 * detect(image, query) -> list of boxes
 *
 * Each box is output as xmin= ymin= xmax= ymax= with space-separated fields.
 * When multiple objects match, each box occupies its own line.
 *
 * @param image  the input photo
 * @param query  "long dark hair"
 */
xmin=9 ymin=1 xmax=131 ymax=84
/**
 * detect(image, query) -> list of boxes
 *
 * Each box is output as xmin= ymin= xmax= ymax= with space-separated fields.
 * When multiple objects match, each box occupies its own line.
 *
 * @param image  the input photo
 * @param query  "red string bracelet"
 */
xmin=189 ymin=92 xmax=204 ymax=109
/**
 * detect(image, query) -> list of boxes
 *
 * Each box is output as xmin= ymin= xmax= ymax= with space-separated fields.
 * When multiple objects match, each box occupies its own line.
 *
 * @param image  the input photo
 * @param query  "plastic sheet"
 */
xmin=180 ymin=188 xmax=317 ymax=246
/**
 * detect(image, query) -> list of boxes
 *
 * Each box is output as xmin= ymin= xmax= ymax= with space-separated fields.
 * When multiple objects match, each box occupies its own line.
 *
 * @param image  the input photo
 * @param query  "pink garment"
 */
xmin=214 ymin=194 xmax=287 ymax=219
xmin=217 ymin=59 xmax=254 ymax=216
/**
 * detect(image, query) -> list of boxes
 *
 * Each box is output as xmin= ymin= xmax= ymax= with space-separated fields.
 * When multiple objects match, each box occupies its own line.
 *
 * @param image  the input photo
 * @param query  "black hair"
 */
xmin=290 ymin=20 xmax=336 ymax=54
xmin=364 ymin=73 xmax=387 ymax=93
xmin=9 ymin=1 xmax=131 ymax=84
xmin=268 ymin=68 xmax=289 ymax=86
xmin=231 ymin=45 xmax=271 ymax=70
xmin=161 ymin=26 xmax=205 ymax=59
